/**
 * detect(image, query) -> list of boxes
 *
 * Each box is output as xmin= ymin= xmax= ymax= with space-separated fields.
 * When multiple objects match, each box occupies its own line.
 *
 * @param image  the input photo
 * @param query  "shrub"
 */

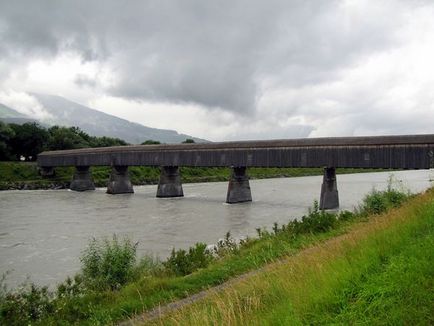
xmin=214 ymin=232 xmax=239 ymax=257
xmin=337 ymin=210 xmax=355 ymax=222
xmin=56 ymin=274 xmax=85 ymax=299
xmin=80 ymin=235 xmax=138 ymax=290
xmin=164 ymin=243 xmax=214 ymax=276
xmin=358 ymin=177 xmax=410 ymax=216
xmin=132 ymin=255 xmax=165 ymax=279
xmin=288 ymin=201 xmax=337 ymax=235
xmin=361 ymin=189 xmax=388 ymax=215
xmin=0 ymin=282 xmax=53 ymax=325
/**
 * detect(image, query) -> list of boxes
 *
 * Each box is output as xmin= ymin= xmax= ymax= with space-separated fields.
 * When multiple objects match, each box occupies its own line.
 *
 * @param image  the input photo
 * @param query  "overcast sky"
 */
xmin=0 ymin=0 xmax=433 ymax=141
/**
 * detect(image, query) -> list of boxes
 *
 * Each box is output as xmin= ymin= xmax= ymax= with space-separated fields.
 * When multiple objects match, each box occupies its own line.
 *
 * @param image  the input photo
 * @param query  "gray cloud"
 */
xmin=74 ymin=74 xmax=97 ymax=89
xmin=1 ymin=0 xmax=433 ymax=139
xmin=0 ymin=1 xmax=411 ymax=111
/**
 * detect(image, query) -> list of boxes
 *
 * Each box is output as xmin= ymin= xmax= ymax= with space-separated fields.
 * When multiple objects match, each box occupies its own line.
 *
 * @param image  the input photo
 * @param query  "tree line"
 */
xmin=0 ymin=121 xmax=196 ymax=161
xmin=0 ymin=121 xmax=128 ymax=161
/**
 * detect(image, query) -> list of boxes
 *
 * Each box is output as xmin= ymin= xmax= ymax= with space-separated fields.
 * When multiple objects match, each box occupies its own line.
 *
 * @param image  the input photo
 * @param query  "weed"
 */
xmin=164 ymin=243 xmax=214 ymax=276
xmin=56 ymin=274 xmax=85 ymax=299
xmin=358 ymin=176 xmax=411 ymax=216
xmin=80 ymin=235 xmax=138 ymax=290
xmin=132 ymin=255 xmax=165 ymax=278
xmin=0 ymin=282 xmax=54 ymax=325
xmin=214 ymin=232 xmax=239 ymax=257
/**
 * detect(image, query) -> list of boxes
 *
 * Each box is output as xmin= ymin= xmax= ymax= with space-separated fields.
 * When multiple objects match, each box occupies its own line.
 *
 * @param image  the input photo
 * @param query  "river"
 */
xmin=0 ymin=170 xmax=432 ymax=288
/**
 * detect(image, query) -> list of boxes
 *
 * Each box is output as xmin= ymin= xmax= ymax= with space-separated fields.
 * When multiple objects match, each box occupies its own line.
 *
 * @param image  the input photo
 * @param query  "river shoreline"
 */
xmin=0 ymin=161 xmax=392 ymax=191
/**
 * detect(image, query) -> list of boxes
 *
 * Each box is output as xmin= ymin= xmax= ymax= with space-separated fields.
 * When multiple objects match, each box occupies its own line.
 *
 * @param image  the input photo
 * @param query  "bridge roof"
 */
xmin=37 ymin=134 xmax=434 ymax=169
xmin=39 ymin=134 xmax=434 ymax=156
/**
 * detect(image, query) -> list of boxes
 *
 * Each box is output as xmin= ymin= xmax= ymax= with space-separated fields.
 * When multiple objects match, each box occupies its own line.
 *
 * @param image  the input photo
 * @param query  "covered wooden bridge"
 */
xmin=37 ymin=134 xmax=434 ymax=209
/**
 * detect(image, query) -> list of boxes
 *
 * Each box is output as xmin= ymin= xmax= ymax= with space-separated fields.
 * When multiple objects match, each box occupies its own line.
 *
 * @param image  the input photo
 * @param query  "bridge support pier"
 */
xmin=319 ymin=167 xmax=339 ymax=210
xmin=70 ymin=166 xmax=95 ymax=191
xmin=107 ymin=165 xmax=134 ymax=194
xmin=157 ymin=166 xmax=184 ymax=198
xmin=226 ymin=167 xmax=252 ymax=204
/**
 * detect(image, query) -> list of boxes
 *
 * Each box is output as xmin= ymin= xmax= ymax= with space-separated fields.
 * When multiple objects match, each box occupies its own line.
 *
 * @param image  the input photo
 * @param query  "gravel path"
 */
xmin=117 ymin=267 xmax=263 ymax=325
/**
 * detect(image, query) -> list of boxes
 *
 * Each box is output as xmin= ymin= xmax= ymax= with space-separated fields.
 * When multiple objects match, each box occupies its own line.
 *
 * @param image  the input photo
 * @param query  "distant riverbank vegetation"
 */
xmin=0 ymin=121 xmax=128 ymax=162
xmin=0 ymin=161 xmax=386 ymax=190
xmin=2 ymin=183 xmax=432 ymax=325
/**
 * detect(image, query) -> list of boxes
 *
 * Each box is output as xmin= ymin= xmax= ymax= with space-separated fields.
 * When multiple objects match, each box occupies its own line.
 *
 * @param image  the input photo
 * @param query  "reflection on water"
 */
xmin=0 ymin=170 xmax=432 ymax=288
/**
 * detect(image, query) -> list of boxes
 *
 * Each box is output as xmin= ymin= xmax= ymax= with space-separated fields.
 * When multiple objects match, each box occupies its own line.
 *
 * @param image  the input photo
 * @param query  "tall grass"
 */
xmin=357 ymin=175 xmax=411 ymax=216
xmin=156 ymin=189 xmax=434 ymax=325
xmin=80 ymin=235 xmax=138 ymax=290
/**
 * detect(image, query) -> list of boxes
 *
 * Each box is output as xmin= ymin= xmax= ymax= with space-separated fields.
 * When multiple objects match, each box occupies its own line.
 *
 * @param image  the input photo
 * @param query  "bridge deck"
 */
xmin=37 ymin=134 xmax=434 ymax=169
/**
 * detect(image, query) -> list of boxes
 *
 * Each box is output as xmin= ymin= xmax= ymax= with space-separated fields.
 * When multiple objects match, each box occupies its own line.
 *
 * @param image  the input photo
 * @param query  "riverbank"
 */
xmin=0 ymin=161 xmax=387 ymax=190
xmin=1 ymin=183 xmax=431 ymax=325
xmin=154 ymin=188 xmax=434 ymax=325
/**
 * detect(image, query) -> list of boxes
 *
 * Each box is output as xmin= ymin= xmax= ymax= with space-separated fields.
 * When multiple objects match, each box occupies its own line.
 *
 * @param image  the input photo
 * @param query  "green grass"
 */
xmin=157 ymin=189 xmax=434 ymax=325
xmin=0 ymin=161 xmax=389 ymax=190
xmin=0 ymin=161 xmax=74 ymax=189
xmin=326 ymin=231 xmax=434 ymax=325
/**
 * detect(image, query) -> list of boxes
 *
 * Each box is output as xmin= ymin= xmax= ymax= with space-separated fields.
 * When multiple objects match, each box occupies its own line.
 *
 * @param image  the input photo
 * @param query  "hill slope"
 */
xmin=31 ymin=94 xmax=206 ymax=144
xmin=1 ymin=95 xmax=207 ymax=144
xmin=0 ymin=103 xmax=41 ymax=125
xmin=0 ymin=103 xmax=27 ymax=119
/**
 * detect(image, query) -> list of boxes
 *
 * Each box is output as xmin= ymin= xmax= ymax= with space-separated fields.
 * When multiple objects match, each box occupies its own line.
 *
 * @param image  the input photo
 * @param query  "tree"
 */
xmin=9 ymin=122 xmax=49 ymax=161
xmin=47 ymin=126 xmax=90 ymax=150
xmin=1 ymin=121 xmax=130 ymax=160
xmin=182 ymin=138 xmax=195 ymax=144
xmin=0 ymin=121 xmax=15 ymax=160
xmin=90 ymin=136 xmax=128 ymax=147
xmin=141 ymin=140 xmax=161 ymax=145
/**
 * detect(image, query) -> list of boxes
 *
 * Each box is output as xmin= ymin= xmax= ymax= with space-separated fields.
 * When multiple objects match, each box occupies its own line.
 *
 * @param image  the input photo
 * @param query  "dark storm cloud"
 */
xmin=0 ymin=0 xmax=428 ymax=116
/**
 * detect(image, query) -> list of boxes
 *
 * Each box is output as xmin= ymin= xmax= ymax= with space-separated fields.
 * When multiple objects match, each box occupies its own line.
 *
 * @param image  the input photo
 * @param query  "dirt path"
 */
xmin=118 ymin=264 xmax=266 ymax=325
xmin=118 ymin=231 xmax=363 ymax=325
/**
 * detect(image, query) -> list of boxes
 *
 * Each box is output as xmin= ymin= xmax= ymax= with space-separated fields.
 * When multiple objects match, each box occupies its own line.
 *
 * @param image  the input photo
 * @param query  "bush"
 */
xmin=361 ymin=189 xmax=388 ymax=215
xmin=56 ymin=274 xmax=85 ymax=299
xmin=80 ymin=235 xmax=138 ymax=290
xmin=358 ymin=176 xmax=410 ymax=216
xmin=337 ymin=210 xmax=355 ymax=222
xmin=164 ymin=243 xmax=214 ymax=276
xmin=132 ymin=256 xmax=165 ymax=279
xmin=288 ymin=201 xmax=337 ymax=235
xmin=0 ymin=282 xmax=53 ymax=325
xmin=213 ymin=232 xmax=239 ymax=257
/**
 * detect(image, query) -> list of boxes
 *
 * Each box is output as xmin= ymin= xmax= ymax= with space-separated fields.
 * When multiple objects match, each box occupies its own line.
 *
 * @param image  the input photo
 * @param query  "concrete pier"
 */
xmin=107 ymin=165 xmax=134 ymax=194
xmin=226 ymin=167 xmax=252 ymax=204
xmin=157 ymin=166 xmax=184 ymax=198
xmin=319 ymin=167 xmax=339 ymax=210
xmin=70 ymin=166 xmax=95 ymax=191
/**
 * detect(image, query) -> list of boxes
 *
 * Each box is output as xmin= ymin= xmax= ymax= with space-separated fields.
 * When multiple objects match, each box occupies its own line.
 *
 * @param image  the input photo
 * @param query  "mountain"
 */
xmin=2 ymin=94 xmax=207 ymax=144
xmin=0 ymin=103 xmax=26 ymax=118
xmin=0 ymin=103 xmax=40 ymax=125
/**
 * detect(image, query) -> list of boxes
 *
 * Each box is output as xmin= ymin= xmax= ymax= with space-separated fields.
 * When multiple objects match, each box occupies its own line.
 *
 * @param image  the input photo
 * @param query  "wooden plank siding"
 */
xmin=37 ymin=134 xmax=434 ymax=169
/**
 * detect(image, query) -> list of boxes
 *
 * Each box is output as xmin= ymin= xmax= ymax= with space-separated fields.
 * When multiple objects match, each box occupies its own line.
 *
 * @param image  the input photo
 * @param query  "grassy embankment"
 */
xmin=0 ymin=161 xmax=386 ymax=190
xmin=1 ymin=180 xmax=432 ymax=325
xmin=155 ymin=189 xmax=434 ymax=325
